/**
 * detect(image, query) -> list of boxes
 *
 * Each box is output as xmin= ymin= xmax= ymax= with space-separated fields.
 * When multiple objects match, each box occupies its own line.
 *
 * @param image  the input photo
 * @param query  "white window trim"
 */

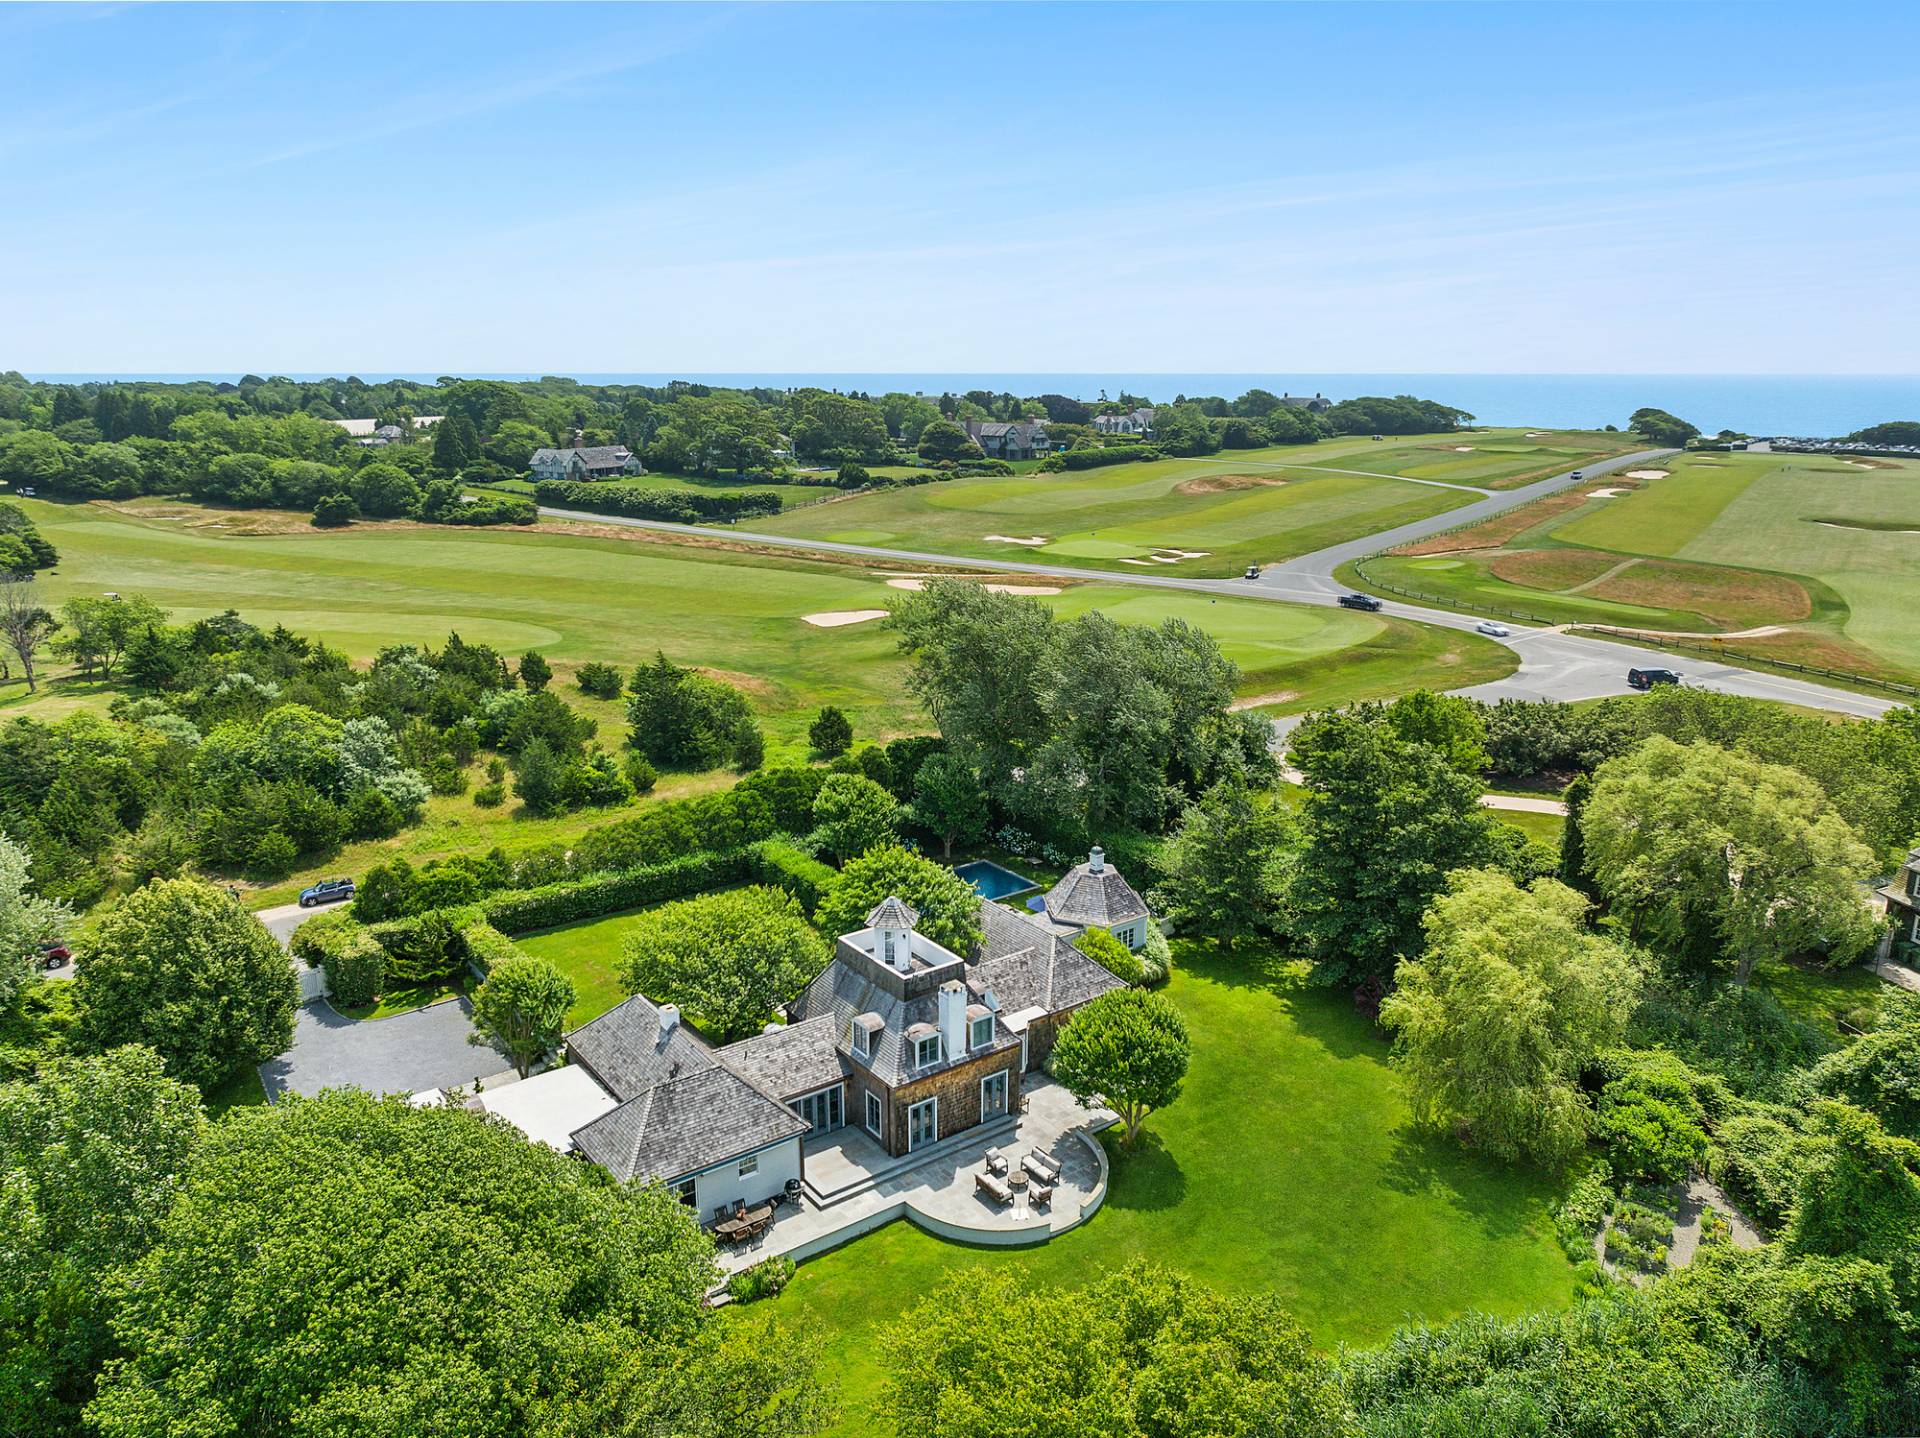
xmin=850 ymin=1021 xmax=870 ymax=1060
xmin=915 ymin=1034 xmax=940 ymax=1068
xmin=907 ymin=1096 xmax=938 ymax=1152
xmin=738 ymin=1153 xmax=759 ymax=1179
xmin=970 ymin=1015 xmax=993 ymax=1050
xmin=865 ymin=1090 xmax=883 ymax=1138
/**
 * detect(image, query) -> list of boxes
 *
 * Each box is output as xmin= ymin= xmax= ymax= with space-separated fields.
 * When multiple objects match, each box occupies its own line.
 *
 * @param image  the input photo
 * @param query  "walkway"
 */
xmin=713 ymin=1076 xmax=1114 ymax=1274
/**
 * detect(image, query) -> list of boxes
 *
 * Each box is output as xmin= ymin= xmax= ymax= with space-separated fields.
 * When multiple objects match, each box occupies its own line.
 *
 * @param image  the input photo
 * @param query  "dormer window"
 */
xmin=970 ymin=1015 xmax=993 ymax=1050
xmin=914 ymin=1034 xmax=941 ymax=1068
xmin=851 ymin=1023 xmax=870 ymax=1060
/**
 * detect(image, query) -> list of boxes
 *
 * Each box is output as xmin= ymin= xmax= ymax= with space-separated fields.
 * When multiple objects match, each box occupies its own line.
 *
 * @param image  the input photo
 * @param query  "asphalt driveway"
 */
xmin=258 ymin=996 xmax=509 ymax=1101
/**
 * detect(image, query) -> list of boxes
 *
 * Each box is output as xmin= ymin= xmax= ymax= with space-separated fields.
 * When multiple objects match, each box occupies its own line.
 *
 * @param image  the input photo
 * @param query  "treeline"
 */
xmin=532 ymin=479 xmax=783 ymax=523
xmin=0 ymin=602 xmax=724 ymax=903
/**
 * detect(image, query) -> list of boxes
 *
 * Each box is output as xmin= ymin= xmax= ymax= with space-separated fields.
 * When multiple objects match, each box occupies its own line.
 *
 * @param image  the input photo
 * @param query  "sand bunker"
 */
xmin=1158 ymin=548 xmax=1211 ymax=558
xmin=1175 ymin=472 xmax=1288 ymax=495
xmin=1453 ymin=445 xmax=1476 ymax=452
xmin=984 ymin=534 xmax=1048 ymax=545
xmin=1525 ymin=431 xmax=1551 ymax=437
xmin=1623 ymin=469 xmax=1669 ymax=481
xmin=802 ymin=609 xmax=887 ymax=628
xmin=884 ymin=578 xmax=1061 ymax=596
xmin=1816 ymin=521 xmax=1920 ymax=535
xmin=1228 ymin=690 xmax=1301 ymax=711
xmin=1587 ymin=487 xmax=1627 ymax=498
xmin=1121 ymin=558 xmax=1154 ymax=565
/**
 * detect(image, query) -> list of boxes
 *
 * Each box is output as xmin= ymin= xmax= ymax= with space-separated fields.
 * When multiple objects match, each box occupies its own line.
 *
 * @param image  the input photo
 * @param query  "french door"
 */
xmin=907 ymin=1097 xmax=938 ymax=1151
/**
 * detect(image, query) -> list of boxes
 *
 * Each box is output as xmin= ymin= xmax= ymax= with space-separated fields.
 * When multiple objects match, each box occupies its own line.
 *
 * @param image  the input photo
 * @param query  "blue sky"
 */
xmin=3 ymin=1 xmax=1916 ymax=375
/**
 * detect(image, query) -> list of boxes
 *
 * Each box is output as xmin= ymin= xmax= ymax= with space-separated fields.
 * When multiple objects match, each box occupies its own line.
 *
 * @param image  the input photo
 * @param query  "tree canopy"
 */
xmin=813 ymin=845 xmax=983 ymax=956
xmin=622 ymin=886 xmax=827 ymax=1043
xmin=1048 ymin=987 xmax=1190 ymax=1144
xmin=469 ymin=952 xmax=576 ymax=1078
xmin=1381 ymin=868 xmax=1644 ymax=1165
xmin=1580 ymin=737 xmax=1876 ymax=983
xmin=1151 ymin=780 xmax=1294 ymax=953
xmin=75 ymin=878 xmax=297 ymax=1092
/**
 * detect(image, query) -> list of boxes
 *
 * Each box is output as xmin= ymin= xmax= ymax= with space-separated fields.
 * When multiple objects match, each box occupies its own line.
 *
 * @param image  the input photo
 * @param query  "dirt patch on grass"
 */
xmin=1228 ymin=689 xmax=1301 ymax=711
xmin=1392 ymin=489 xmax=1590 ymax=555
xmin=693 ymin=667 xmax=782 ymax=702
xmin=1175 ymin=473 xmax=1290 ymax=495
xmin=1490 ymin=549 xmax=1622 ymax=592
xmin=801 ymin=610 xmax=887 ymax=628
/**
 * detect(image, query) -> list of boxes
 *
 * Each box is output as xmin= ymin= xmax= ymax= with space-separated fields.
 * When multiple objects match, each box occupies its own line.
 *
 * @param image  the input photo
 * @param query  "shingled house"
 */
xmin=1882 ymin=847 xmax=1920 ymax=949
xmin=959 ymin=419 xmax=1051 ymax=461
xmin=474 ymin=874 xmax=1134 ymax=1212
xmin=528 ymin=443 xmax=644 ymax=482
xmin=1091 ymin=407 xmax=1156 ymax=436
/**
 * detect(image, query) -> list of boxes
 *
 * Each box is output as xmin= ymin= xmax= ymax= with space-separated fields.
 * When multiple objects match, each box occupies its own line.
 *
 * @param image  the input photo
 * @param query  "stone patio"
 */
xmin=712 ymin=1074 xmax=1115 ymax=1274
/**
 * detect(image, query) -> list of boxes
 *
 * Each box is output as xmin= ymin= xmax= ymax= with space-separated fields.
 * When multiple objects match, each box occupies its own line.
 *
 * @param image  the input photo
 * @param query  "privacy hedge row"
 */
xmin=480 ymin=850 xmax=754 ymax=933
xmin=1039 ymin=445 xmax=1164 ymax=472
xmin=744 ymin=840 xmax=838 ymax=913
xmin=289 ymin=909 xmax=387 ymax=1007
xmin=570 ymin=766 xmax=826 ymax=874
xmin=533 ymin=479 xmax=783 ymax=523
xmin=461 ymin=921 xmax=527 ymax=978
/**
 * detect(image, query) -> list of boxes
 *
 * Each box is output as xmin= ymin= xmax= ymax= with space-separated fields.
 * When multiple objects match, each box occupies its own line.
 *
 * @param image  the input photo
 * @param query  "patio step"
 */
xmin=804 ymin=1112 xmax=1020 ymax=1207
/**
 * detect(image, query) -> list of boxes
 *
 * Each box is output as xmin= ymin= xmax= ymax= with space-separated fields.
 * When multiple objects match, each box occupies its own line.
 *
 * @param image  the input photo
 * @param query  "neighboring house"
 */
xmin=1036 ymin=846 xmax=1150 ymax=950
xmin=959 ymin=419 xmax=1051 ymax=461
xmin=1275 ymin=393 xmax=1334 ymax=414
xmin=528 ymin=444 xmax=645 ymax=482
xmin=373 ymin=423 xmax=405 ymax=441
xmin=469 ymin=863 xmax=1137 ymax=1210
xmin=1091 ymin=407 xmax=1156 ymax=436
xmin=329 ymin=415 xmax=444 ymax=437
xmin=1881 ymin=847 xmax=1920 ymax=946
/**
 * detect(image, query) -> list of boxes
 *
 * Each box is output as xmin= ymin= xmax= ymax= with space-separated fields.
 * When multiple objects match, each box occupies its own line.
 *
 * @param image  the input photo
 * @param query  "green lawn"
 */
xmin=1357 ymin=451 xmax=1920 ymax=686
xmin=1494 ymin=808 xmax=1565 ymax=847
xmin=755 ymin=946 xmax=1579 ymax=1432
xmin=1752 ymin=958 xmax=1888 ymax=1042
xmin=516 ymin=908 xmax=649 ymax=1026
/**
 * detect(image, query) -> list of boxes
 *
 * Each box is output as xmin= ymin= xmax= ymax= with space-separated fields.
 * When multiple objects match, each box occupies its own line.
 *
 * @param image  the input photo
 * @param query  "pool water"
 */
xmin=954 ymin=860 xmax=1037 ymax=901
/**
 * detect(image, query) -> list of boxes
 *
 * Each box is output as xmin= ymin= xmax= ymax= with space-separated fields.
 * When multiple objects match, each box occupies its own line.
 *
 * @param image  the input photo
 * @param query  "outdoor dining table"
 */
xmin=715 ymin=1203 xmax=775 ymax=1241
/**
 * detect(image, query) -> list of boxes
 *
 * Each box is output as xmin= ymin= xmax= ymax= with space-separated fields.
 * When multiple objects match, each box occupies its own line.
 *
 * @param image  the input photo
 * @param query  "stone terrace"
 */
xmin=713 ymin=1075 xmax=1114 ymax=1275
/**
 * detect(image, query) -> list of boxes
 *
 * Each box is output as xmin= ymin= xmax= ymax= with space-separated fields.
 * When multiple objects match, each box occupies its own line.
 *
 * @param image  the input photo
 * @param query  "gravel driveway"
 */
xmin=259 ymin=996 xmax=508 ymax=1101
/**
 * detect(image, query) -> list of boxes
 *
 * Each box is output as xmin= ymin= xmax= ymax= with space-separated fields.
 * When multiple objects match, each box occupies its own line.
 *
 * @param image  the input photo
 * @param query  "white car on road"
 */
xmin=1475 ymin=620 xmax=1512 ymax=637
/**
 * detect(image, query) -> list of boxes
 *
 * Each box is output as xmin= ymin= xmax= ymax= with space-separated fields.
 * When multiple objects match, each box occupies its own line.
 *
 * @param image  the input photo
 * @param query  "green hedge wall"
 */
xmin=482 ymin=850 xmax=752 ymax=933
xmin=533 ymin=479 xmax=783 ymax=523
xmin=745 ymin=841 xmax=839 ymax=913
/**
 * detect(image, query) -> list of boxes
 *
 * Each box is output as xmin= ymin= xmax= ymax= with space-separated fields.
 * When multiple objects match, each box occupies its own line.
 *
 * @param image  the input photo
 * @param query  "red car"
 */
xmin=40 ymin=941 xmax=72 ymax=969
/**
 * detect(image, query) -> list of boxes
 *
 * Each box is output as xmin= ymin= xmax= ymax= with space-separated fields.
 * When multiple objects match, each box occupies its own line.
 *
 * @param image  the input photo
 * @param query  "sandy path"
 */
xmin=1563 ymin=556 xmax=1643 ymax=594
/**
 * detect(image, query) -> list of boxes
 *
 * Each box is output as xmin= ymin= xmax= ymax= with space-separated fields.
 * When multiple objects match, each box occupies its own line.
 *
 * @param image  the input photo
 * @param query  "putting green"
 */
xmin=1042 ymin=536 xmax=1153 ymax=559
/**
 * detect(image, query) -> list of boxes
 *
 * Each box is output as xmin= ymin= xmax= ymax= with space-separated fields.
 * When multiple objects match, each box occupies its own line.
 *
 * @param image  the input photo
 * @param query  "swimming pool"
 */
xmin=953 ymin=860 xmax=1038 ymax=901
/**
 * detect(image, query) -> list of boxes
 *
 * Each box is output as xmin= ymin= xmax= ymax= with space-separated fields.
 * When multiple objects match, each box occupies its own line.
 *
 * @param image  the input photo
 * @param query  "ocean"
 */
xmin=22 ymin=373 xmax=1919 ymax=439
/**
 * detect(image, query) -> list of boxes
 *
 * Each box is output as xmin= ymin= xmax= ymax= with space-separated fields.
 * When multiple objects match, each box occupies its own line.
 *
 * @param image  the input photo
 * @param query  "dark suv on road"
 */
xmin=1337 ymin=593 xmax=1384 ymax=612
xmin=299 ymin=878 xmax=356 ymax=907
xmin=1627 ymin=667 xmax=1682 ymax=690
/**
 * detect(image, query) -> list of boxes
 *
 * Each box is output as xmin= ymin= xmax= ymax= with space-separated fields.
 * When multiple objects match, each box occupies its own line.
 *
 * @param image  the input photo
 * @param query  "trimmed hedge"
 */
xmin=533 ymin=479 xmax=783 ymax=524
xmin=462 ymin=921 xmax=526 ymax=978
xmin=745 ymin=841 xmax=838 ymax=912
xmin=289 ymin=909 xmax=387 ymax=1007
xmin=483 ymin=850 xmax=752 ymax=934
xmin=1039 ymin=445 xmax=1164 ymax=472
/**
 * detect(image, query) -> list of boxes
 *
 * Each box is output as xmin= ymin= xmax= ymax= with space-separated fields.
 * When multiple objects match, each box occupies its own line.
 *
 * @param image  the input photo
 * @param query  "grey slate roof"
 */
xmin=566 ymin=994 xmax=717 ymax=1102
xmin=570 ymin=1065 xmax=806 ymax=1184
xmin=564 ymin=994 xmax=808 ymax=1184
xmin=867 ymin=895 xmax=920 ymax=930
xmin=530 ymin=444 xmax=634 ymax=468
xmin=973 ymin=902 xmax=1127 ymax=1014
xmin=716 ymin=1016 xmax=848 ymax=1099
xmin=1044 ymin=857 xmax=1149 ymax=928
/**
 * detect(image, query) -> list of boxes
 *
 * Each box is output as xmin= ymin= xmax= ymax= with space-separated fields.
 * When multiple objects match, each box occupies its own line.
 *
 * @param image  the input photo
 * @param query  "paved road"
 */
xmin=256 ymin=899 xmax=338 ymax=947
xmin=540 ymin=446 xmax=1900 ymax=722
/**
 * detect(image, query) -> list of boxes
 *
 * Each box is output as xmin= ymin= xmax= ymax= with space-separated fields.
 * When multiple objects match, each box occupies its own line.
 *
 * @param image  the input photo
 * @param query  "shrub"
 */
xmin=622 ymin=753 xmax=657 ymax=795
xmin=1553 ymin=1161 xmax=1615 ymax=1261
xmin=473 ymin=781 xmax=505 ymax=807
xmin=1593 ymin=1093 xmax=1708 ymax=1182
xmin=310 ymin=493 xmax=358 ymax=528
xmin=352 ymin=859 xmax=420 ymax=922
xmin=1137 ymin=918 xmax=1172 ymax=986
xmin=1038 ymin=444 xmax=1164 ymax=472
xmin=376 ymin=908 xmax=467 ymax=985
xmin=1073 ymin=925 xmax=1144 ymax=985
xmin=248 ymin=830 xmax=297 ymax=879
xmin=744 ymin=840 xmax=839 ymax=912
xmin=461 ymin=922 xmax=523 ymax=977
xmin=1712 ymin=1107 xmax=1814 ymax=1228
xmin=809 ymin=706 xmax=853 ymax=758
xmin=290 ymin=912 xmax=388 ymax=1008
xmin=726 ymin=1255 xmax=796 ymax=1303
xmin=532 ymin=479 xmax=782 ymax=523
xmin=575 ymin=661 xmax=623 ymax=700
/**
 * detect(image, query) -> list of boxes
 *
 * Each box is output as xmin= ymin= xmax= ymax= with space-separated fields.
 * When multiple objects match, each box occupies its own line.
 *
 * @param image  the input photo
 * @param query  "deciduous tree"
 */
xmin=622 ymin=886 xmax=826 ymax=1043
xmin=1580 ymin=737 xmax=1877 ymax=983
xmin=813 ymin=845 xmax=983 ymax=956
xmin=810 ymin=772 xmax=900 ymax=864
xmin=1151 ymin=780 xmax=1294 ymax=953
xmin=75 ymin=878 xmax=298 ymax=1092
xmin=1380 ymin=868 xmax=1643 ymax=1166
xmin=908 ymin=751 xmax=987 ymax=859
xmin=469 ymin=952 xmax=576 ymax=1079
xmin=1048 ymin=987 xmax=1190 ymax=1145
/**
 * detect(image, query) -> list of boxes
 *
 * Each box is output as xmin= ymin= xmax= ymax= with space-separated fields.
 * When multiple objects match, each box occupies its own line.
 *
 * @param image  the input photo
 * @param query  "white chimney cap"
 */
xmin=657 ymin=1003 xmax=681 ymax=1037
xmin=1089 ymin=846 xmax=1105 ymax=873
